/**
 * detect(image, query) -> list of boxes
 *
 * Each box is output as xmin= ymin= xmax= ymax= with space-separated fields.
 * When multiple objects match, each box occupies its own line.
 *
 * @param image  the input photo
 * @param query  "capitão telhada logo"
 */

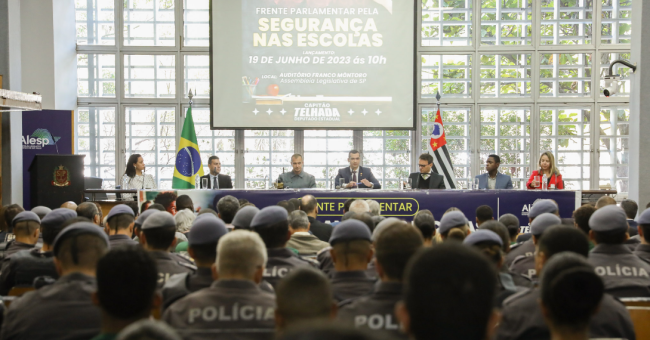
xmin=22 ymin=129 xmax=61 ymax=151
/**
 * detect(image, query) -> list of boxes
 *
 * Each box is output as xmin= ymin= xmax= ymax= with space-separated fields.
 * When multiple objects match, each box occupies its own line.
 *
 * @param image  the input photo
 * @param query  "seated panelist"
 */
xmin=474 ymin=154 xmax=513 ymax=189
xmin=198 ymin=156 xmax=233 ymax=189
xmin=527 ymin=151 xmax=564 ymax=190
xmin=334 ymin=150 xmax=381 ymax=189
xmin=408 ymin=154 xmax=445 ymax=189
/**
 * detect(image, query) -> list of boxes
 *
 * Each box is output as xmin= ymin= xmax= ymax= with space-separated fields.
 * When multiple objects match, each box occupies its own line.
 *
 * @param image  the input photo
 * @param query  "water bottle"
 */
xmin=542 ymin=174 xmax=548 ymax=190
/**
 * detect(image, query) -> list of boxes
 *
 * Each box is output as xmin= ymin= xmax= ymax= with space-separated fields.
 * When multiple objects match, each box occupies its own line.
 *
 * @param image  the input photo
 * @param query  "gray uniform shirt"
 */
xmin=0 ymin=272 xmax=101 ymax=340
xmin=588 ymin=244 xmax=650 ymax=298
xmin=331 ymin=270 xmax=377 ymax=302
xmin=509 ymin=255 xmax=537 ymax=280
xmin=277 ymin=171 xmax=316 ymax=189
xmin=264 ymin=248 xmax=317 ymax=288
xmin=337 ymin=281 xmax=406 ymax=339
xmin=496 ymin=287 xmax=635 ymax=340
xmin=635 ymin=243 xmax=650 ymax=264
xmin=162 ymin=267 xmax=215 ymax=311
xmin=0 ymin=248 xmax=57 ymax=295
xmin=108 ymin=234 xmax=139 ymax=248
xmin=163 ymin=279 xmax=276 ymax=340
xmin=504 ymin=240 xmax=535 ymax=268
xmin=149 ymin=251 xmax=197 ymax=288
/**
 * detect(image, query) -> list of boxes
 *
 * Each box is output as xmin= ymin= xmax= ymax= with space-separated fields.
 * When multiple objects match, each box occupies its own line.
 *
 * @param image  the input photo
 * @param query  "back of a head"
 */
xmin=153 ymin=192 xmax=177 ymax=210
xmin=175 ymin=195 xmax=194 ymax=212
xmin=404 ymin=243 xmax=496 ymax=340
xmin=147 ymin=203 xmax=166 ymax=212
xmin=341 ymin=211 xmax=356 ymax=221
xmin=198 ymin=208 xmax=218 ymax=217
xmin=217 ymin=195 xmax=240 ymax=223
xmin=299 ymin=195 xmax=317 ymax=214
xmin=124 ymin=201 xmax=139 ymax=216
xmin=366 ymin=200 xmax=380 ymax=216
xmin=478 ymin=221 xmax=510 ymax=252
xmin=475 ymin=205 xmax=494 ymax=223
xmin=174 ymin=209 xmax=195 ymax=233
xmin=3 ymin=204 xmax=24 ymax=230
xmin=572 ymin=204 xmax=596 ymax=235
xmin=620 ymin=199 xmax=638 ymax=219
xmin=289 ymin=198 xmax=301 ymax=211
xmin=498 ymin=214 xmax=520 ymax=239
xmin=57 ymin=232 xmax=109 ymax=272
xmin=540 ymin=252 xmax=604 ymax=331
xmin=413 ymin=210 xmax=435 ymax=240
xmin=97 ymin=246 xmax=157 ymax=320
xmin=595 ymin=196 xmax=616 ymax=209
xmin=31 ymin=206 xmax=52 ymax=220
xmin=343 ymin=199 xmax=356 ymax=213
xmin=76 ymin=202 xmax=99 ymax=221
xmin=375 ymin=222 xmax=423 ymax=281
xmin=277 ymin=201 xmax=291 ymax=213
xmin=217 ymin=230 xmax=267 ymax=279
xmin=349 ymin=200 xmax=370 ymax=214
xmin=116 ymin=320 xmax=182 ymax=340
xmin=276 ymin=268 xmax=333 ymax=328
xmin=289 ymin=210 xmax=309 ymax=231
xmin=538 ymin=226 xmax=590 ymax=259
xmin=350 ymin=212 xmax=375 ymax=233
xmin=13 ymin=220 xmax=40 ymax=239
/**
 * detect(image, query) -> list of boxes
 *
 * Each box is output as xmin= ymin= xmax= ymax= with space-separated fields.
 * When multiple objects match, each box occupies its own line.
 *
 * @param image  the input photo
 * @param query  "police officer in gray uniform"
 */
xmin=140 ymin=211 xmax=196 ymax=288
xmin=275 ymin=154 xmax=317 ymax=189
xmin=232 ymin=205 xmax=260 ymax=230
xmin=505 ymin=200 xmax=558 ymax=268
xmin=338 ymin=221 xmax=422 ymax=338
xmin=105 ymin=204 xmax=138 ymax=248
xmin=251 ymin=206 xmax=316 ymax=288
xmin=509 ymin=213 xmax=562 ymax=280
xmin=0 ymin=212 xmax=40 ymax=264
xmin=132 ymin=209 xmax=158 ymax=243
xmin=496 ymin=226 xmax=635 ymax=340
xmin=162 ymin=214 xmax=228 ymax=310
xmin=328 ymin=219 xmax=377 ymax=302
xmin=0 ymin=208 xmax=76 ymax=295
xmin=587 ymin=204 xmax=650 ymax=297
xmin=0 ymin=222 xmax=109 ymax=340
xmin=163 ymin=230 xmax=276 ymax=340
xmin=634 ymin=207 xmax=650 ymax=264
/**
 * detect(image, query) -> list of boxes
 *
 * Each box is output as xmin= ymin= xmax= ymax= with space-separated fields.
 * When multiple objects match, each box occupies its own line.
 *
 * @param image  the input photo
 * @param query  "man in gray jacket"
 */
xmin=286 ymin=211 xmax=329 ymax=259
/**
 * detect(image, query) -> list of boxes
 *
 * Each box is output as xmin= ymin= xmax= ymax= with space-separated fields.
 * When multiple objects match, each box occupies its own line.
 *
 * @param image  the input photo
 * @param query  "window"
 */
xmin=421 ymin=0 xmax=473 ymax=46
xmin=304 ymin=131 xmax=354 ymax=189
xmin=540 ymin=107 xmax=592 ymax=190
xmin=244 ymin=130 xmax=294 ymax=189
xmin=77 ymin=107 xmax=117 ymax=188
xmin=480 ymin=54 xmax=532 ymax=98
xmin=601 ymin=0 xmax=632 ymax=44
xmin=184 ymin=55 xmax=210 ymax=99
xmin=540 ymin=53 xmax=592 ymax=98
xmin=598 ymin=106 xmax=629 ymax=192
xmin=422 ymin=55 xmax=473 ymax=99
xmin=75 ymin=0 xmax=115 ymax=45
xmin=481 ymin=0 xmax=532 ymax=46
xmin=77 ymin=54 xmax=116 ymax=98
xmin=540 ymin=0 xmax=593 ymax=45
xmin=190 ymin=107 xmax=235 ymax=180
xmin=183 ymin=0 xmax=209 ymax=47
xmin=124 ymin=107 xmax=176 ymax=189
xmin=123 ymin=0 xmax=175 ymax=46
xmin=123 ymin=55 xmax=176 ymax=98
xmin=364 ymin=131 xmax=411 ymax=189
xmin=480 ymin=107 xmax=530 ymax=189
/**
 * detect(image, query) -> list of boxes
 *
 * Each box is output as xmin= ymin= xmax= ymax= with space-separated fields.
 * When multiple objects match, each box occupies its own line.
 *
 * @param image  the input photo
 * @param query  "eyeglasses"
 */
xmin=418 ymin=164 xmax=428 ymax=168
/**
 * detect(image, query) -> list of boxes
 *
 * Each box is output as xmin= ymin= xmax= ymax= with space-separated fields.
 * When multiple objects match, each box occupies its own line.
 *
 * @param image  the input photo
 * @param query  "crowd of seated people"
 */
xmin=0 ymin=193 xmax=646 ymax=340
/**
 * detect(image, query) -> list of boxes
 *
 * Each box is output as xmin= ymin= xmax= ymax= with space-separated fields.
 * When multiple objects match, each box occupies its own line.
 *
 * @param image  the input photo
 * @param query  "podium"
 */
xmin=29 ymin=155 xmax=85 ymax=209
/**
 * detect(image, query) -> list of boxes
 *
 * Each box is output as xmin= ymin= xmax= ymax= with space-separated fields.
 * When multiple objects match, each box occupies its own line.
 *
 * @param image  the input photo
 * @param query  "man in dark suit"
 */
xmin=334 ymin=150 xmax=381 ymax=189
xmin=299 ymin=195 xmax=333 ymax=242
xmin=199 ymin=156 xmax=233 ymax=189
xmin=408 ymin=153 xmax=445 ymax=189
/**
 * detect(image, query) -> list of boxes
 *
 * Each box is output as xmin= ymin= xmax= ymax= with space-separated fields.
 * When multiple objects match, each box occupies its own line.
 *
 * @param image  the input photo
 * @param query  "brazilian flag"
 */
xmin=172 ymin=107 xmax=204 ymax=188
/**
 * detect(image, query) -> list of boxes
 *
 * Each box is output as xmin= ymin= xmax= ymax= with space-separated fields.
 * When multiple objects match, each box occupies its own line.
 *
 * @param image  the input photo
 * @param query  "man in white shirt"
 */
xmin=198 ymin=156 xmax=233 ymax=189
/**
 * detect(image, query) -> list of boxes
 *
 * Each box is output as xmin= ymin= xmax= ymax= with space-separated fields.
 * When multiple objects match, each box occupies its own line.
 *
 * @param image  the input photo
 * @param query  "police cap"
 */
xmin=636 ymin=207 xmax=650 ymax=225
xmin=134 ymin=209 xmax=159 ymax=228
xmin=529 ymin=199 xmax=558 ymax=219
xmin=589 ymin=205 xmax=628 ymax=233
xmin=232 ymin=206 xmax=260 ymax=229
xmin=12 ymin=211 xmax=41 ymax=226
xmin=329 ymin=219 xmax=372 ymax=245
xmin=106 ymin=204 xmax=135 ymax=220
xmin=40 ymin=208 xmax=77 ymax=229
xmin=250 ymin=206 xmax=288 ymax=229
xmin=530 ymin=213 xmax=562 ymax=236
xmin=189 ymin=214 xmax=228 ymax=246
xmin=31 ymin=206 xmax=52 ymax=219
xmin=141 ymin=211 xmax=176 ymax=230
xmin=439 ymin=211 xmax=468 ymax=235
xmin=371 ymin=217 xmax=401 ymax=241
xmin=463 ymin=229 xmax=503 ymax=247
xmin=53 ymin=222 xmax=109 ymax=256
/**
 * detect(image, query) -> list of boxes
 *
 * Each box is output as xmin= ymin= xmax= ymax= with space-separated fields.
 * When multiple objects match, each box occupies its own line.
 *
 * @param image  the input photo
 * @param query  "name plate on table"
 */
xmin=138 ymin=189 xmax=580 ymax=232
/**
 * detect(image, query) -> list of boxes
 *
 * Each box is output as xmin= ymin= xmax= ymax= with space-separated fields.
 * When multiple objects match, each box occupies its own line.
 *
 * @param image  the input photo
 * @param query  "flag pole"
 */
xmin=186 ymin=89 xmax=194 ymax=118
xmin=436 ymin=90 xmax=441 ymax=114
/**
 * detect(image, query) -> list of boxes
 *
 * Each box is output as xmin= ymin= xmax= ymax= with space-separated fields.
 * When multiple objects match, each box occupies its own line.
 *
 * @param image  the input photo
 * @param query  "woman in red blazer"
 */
xmin=527 ymin=151 xmax=564 ymax=190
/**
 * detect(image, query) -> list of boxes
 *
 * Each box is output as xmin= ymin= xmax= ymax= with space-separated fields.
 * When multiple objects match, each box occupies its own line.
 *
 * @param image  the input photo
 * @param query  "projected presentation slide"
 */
xmin=210 ymin=0 xmax=415 ymax=129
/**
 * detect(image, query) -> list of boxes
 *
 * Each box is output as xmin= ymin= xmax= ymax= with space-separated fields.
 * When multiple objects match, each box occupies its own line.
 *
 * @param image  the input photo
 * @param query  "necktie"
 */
xmin=213 ymin=175 xmax=219 ymax=189
xmin=421 ymin=173 xmax=429 ymax=180
xmin=352 ymin=171 xmax=357 ymax=183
